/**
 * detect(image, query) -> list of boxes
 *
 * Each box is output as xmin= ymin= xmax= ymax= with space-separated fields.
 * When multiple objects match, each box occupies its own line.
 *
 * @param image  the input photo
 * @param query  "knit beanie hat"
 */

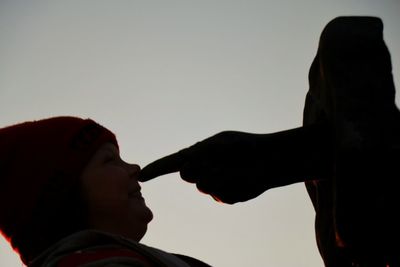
xmin=0 ymin=116 xmax=118 ymax=261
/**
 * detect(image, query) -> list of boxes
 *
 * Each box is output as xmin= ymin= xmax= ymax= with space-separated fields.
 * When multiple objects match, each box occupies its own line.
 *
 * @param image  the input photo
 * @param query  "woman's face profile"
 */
xmin=80 ymin=142 xmax=153 ymax=241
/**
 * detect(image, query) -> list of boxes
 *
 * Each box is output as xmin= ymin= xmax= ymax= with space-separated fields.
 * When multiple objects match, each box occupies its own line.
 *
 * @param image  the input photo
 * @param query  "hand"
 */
xmin=139 ymin=131 xmax=271 ymax=204
xmin=139 ymin=124 xmax=332 ymax=204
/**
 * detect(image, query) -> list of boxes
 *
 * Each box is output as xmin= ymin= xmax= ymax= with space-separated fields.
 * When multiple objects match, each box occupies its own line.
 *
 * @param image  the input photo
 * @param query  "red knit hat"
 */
xmin=0 ymin=116 xmax=118 ymax=252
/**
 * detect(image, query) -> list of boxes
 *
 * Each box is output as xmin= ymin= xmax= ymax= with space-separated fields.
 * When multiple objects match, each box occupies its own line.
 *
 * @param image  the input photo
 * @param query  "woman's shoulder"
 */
xmin=55 ymin=246 xmax=155 ymax=267
xmin=29 ymin=230 xmax=151 ymax=267
xmin=29 ymin=230 xmax=212 ymax=267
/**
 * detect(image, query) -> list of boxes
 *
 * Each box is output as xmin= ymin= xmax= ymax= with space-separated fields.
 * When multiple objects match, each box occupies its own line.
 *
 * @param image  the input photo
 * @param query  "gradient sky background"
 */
xmin=1 ymin=1 xmax=399 ymax=267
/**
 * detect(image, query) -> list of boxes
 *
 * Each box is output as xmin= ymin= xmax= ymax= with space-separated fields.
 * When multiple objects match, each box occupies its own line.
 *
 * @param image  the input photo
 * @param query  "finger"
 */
xmin=196 ymin=179 xmax=236 ymax=205
xmin=138 ymin=148 xmax=189 ymax=182
xmin=195 ymin=173 xmax=250 ymax=205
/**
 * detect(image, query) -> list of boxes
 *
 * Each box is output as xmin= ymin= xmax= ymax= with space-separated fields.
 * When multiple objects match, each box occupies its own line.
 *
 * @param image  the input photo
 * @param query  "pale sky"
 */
xmin=1 ymin=1 xmax=399 ymax=267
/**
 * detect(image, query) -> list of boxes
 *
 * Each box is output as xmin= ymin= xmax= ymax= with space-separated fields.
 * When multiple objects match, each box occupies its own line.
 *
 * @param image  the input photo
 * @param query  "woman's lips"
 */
xmin=128 ymin=190 xmax=144 ymax=200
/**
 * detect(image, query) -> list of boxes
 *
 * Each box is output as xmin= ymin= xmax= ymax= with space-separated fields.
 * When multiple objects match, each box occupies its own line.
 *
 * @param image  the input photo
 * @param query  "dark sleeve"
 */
xmin=172 ymin=254 xmax=214 ymax=267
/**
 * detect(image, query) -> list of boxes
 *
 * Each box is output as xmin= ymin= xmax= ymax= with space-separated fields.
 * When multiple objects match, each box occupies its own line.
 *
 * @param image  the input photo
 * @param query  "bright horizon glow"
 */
xmin=1 ymin=1 xmax=399 ymax=267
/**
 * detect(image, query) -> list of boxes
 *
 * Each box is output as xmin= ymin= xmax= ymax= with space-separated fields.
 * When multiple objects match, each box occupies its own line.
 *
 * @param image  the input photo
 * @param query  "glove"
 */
xmin=139 ymin=123 xmax=332 ymax=204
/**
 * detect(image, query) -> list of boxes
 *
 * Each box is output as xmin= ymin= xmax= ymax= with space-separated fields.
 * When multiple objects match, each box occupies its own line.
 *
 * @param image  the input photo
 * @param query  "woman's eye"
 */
xmin=104 ymin=154 xmax=116 ymax=163
xmin=105 ymin=157 xmax=114 ymax=163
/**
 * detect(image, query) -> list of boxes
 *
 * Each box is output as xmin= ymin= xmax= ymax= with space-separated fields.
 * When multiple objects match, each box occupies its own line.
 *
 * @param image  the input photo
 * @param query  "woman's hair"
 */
xmin=10 ymin=172 xmax=88 ymax=263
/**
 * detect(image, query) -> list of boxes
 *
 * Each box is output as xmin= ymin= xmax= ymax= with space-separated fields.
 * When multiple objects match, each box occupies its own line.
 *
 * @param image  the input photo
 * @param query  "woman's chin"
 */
xmin=143 ymin=206 xmax=154 ymax=223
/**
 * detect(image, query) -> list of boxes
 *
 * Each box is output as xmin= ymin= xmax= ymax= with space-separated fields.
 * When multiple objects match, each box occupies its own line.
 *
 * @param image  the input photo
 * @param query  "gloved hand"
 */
xmin=139 ymin=130 xmax=273 ymax=204
xmin=139 ymin=124 xmax=331 ymax=204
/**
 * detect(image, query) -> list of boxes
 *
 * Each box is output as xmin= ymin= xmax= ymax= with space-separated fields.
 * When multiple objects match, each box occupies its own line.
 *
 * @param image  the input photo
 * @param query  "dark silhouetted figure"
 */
xmin=139 ymin=16 xmax=400 ymax=267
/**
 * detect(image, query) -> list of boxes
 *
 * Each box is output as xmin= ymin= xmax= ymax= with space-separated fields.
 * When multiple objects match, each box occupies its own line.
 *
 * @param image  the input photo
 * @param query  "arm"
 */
xmin=139 ymin=121 xmax=333 ymax=204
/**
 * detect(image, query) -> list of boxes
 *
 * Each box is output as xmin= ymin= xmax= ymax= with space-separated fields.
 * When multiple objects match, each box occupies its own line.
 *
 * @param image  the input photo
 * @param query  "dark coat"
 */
xmin=303 ymin=16 xmax=400 ymax=267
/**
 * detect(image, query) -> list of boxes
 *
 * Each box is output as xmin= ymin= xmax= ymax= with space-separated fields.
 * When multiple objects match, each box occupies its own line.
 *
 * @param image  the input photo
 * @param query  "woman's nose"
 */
xmin=127 ymin=163 xmax=141 ymax=177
